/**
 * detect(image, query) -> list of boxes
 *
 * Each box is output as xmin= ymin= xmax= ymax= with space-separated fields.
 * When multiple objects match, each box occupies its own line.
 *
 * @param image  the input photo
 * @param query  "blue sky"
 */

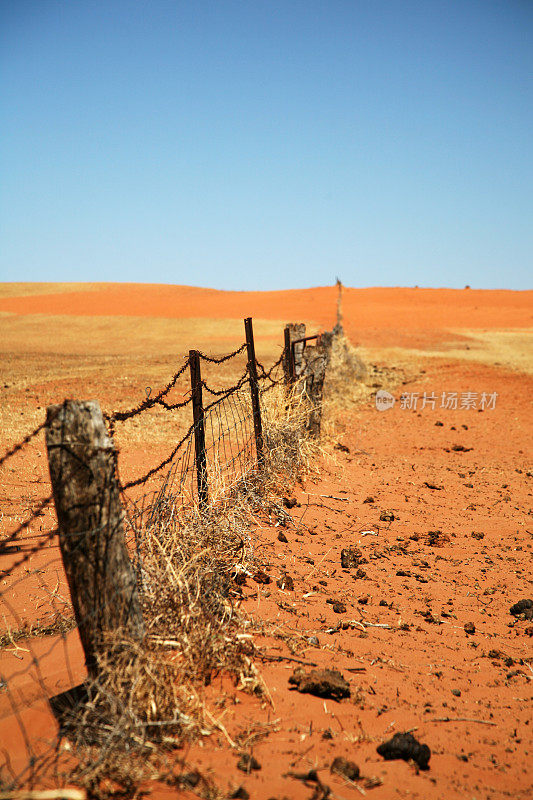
xmin=1 ymin=0 xmax=531 ymax=290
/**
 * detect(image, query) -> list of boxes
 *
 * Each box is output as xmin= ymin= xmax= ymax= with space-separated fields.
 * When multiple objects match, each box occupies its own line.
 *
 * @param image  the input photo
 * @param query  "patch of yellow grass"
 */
xmin=359 ymin=328 xmax=533 ymax=376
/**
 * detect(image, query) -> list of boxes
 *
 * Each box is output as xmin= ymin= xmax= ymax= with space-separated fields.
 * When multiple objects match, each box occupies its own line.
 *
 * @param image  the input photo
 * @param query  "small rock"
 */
xmin=357 ymin=596 xmax=369 ymax=605
xmin=335 ymin=442 xmax=350 ymax=453
xmin=307 ymin=635 xmax=320 ymax=646
xmin=276 ymin=574 xmax=294 ymax=591
xmin=426 ymin=530 xmax=451 ymax=547
xmin=178 ymin=772 xmax=200 ymax=789
xmin=435 ymin=421 xmax=444 ymax=426
xmin=380 ymin=511 xmax=395 ymax=522
xmin=377 ymin=732 xmax=431 ymax=770
xmin=253 ymin=570 xmax=271 ymax=584
xmin=464 ymin=622 xmax=476 ymax=635
xmin=363 ymin=496 xmax=374 ymax=503
xmin=277 ymin=531 xmax=288 ymax=543
xmin=330 ymin=756 xmax=360 ymax=781
xmin=451 ymin=689 xmax=461 ymax=697
xmin=237 ymin=753 xmax=261 ymax=773
xmin=283 ymin=496 xmax=299 ymax=509
xmin=230 ymin=787 xmax=250 ymax=799
xmin=510 ymin=599 xmax=533 ymax=618
xmin=322 ymin=728 xmax=334 ymax=740
xmin=471 ymin=531 xmax=484 ymax=540
xmin=332 ymin=602 xmax=346 ymax=613
xmin=340 ymin=546 xmax=364 ymax=569
xmin=452 ymin=444 xmax=473 ymax=452
xmin=289 ymin=667 xmax=351 ymax=700
xmin=396 ymin=569 xmax=412 ymax=577
xmin=354 ymin=567 xmax=367 ymax=579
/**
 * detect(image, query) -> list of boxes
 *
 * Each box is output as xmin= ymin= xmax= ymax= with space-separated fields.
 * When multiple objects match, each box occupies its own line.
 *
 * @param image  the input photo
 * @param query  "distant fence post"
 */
xmin=244 ymin=317 xmax=264 ymax=468
xmin=45 ymin=400 xmax=144 ymax=680
xmin=189 ymin=350 xmax=208 ymax=507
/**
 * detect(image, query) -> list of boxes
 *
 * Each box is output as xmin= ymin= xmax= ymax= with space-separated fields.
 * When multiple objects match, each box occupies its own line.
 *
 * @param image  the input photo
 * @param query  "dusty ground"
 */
xmin=0 ymin=283 xmax=532 ymax=799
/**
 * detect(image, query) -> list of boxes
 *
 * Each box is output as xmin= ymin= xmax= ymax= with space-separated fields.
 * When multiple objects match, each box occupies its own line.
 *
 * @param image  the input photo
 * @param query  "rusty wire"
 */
xmin=108 ymin=358 xmax=190 ymax=422
xmin=196 ymin=343 xmax=246 ymax=363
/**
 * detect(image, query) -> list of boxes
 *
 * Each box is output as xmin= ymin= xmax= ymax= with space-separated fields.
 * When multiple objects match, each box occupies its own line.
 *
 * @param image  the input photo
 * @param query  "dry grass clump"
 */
xmin=260 ymin=381 xmax=321 ymax=488
xmin=64 ymin=496 xmax=261 ymax=795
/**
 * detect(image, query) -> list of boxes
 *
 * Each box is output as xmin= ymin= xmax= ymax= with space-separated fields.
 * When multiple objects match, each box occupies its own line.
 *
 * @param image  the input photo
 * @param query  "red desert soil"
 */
xmin=0 ymin=283 xmax=532 ymax=799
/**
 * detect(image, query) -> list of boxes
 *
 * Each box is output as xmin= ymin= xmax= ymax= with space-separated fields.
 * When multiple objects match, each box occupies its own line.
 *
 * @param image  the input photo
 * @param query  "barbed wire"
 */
xmin=201 ymin=370 xmax=250 ymax=397
xmin=256 ymin=351 xmax=285 ymax=384
xmin=196 ymin=343 xmax=246 ymax=363
xmin=108 ymin=358 xmax=190 ymax=423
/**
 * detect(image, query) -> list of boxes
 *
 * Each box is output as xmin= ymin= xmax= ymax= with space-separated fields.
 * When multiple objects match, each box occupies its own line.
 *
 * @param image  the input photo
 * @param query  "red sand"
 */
xmin=1 ymin=284 xmax=531 ymax=347
xmin=0 ymin=284 xmax=532 ymax=799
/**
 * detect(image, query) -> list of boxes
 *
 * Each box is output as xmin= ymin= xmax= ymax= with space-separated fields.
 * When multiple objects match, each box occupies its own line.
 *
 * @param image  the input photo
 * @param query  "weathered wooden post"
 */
xmin=283 ymin=323 xmax=306 ymax=386
xmin=244 ymin=317 xmax=264 ymax=468
xmin=302 ymin=332 xmax=334 ymax=437
xmin=189 ymin=350 xmax=208 ymax=507
xmin=45 ymin=400 xmax=144 ymax=679
xmin=283 ymin=326 xmax=294 ymax=386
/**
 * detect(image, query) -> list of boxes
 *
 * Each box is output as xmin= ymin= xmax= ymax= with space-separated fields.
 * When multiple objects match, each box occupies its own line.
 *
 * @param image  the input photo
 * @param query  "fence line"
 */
xmin=0 ymin=316 xmax=292 ymax=791
xmin=0 ymin=314 xmax=334 ymax=792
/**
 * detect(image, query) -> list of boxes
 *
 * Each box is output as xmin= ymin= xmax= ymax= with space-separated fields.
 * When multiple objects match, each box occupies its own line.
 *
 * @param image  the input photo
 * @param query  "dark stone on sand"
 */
xmin=289 ymin=667 xmax=351 ymax=701
xmin=332 ymin=602 xmax=346 ymax=613
xmin=341 ymin=546 xmax=363 ymax=569
xmin=510 ymin=599 xmax=533 ymax=617
xmin=330 ymin=756 xmax=360 ymax=781
xmin=237 ymin=753 xmax=261 ymax=773
xmin=253 ymin=570 xmax=271 ymax=584
xmin=377 ymin=732 xmax=431 ymax=770
xmin=276 ymin=574 xmax=294 ymax=591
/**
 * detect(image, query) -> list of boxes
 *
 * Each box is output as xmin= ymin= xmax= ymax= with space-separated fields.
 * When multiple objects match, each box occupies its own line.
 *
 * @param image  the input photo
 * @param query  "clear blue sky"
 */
xmin=1 ymin=0 xmax=531 ymax=290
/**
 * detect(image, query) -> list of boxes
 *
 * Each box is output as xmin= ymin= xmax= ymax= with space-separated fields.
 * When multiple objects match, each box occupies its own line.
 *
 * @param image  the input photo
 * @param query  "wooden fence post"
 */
xmin=283 ymin=326 xmax=294 ymax=386
xmin=45 ymin=400 xmax=144 ymax=679
xmin=189 ymin=350 xmax=208 ymax=507
xmin=302 ymin=332 xmax=334 ymax=437
xmin=283 ymin=323 xmax=306 ymax=386
xmin=244 ymin=318 xmax=264 ymax=468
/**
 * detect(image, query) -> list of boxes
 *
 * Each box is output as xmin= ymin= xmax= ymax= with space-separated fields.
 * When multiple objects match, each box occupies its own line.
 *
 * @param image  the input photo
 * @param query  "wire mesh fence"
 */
xmin=0 ymin=322 xmax=287 ymax=792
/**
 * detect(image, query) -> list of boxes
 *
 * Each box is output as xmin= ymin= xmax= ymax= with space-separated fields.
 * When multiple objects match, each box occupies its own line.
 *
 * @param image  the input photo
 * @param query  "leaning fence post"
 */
xmin=244 ymin=317 xmax=264 ymax=468
xmin=45 ymin=400 xmax=144 ymax=679
xmin=189 ymin=350 xmax=208 ymax=507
